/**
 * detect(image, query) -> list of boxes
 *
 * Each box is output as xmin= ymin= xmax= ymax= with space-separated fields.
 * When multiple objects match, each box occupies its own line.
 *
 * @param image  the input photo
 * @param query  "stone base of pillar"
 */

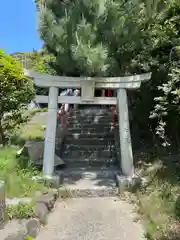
xmin=44 ymin=174 xmax=62 ymax=188
xmin=31 ymin=174 xmax=63 ymax=189
xmin=115 ymin=173 xmax=143 ymax=193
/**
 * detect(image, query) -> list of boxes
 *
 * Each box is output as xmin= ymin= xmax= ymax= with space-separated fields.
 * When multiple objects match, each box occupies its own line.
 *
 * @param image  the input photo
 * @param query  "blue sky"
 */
xmin=0 ymin=0 xmax=42 ymax=54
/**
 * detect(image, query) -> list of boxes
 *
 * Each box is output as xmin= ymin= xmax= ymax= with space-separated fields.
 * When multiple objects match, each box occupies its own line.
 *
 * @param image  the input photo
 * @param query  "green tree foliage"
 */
xmin=38 ymin=0 xmax=150 ymax=76
xmin=33 ymin=53 xmax=56 ymax=95
xmin=11 ymin=50 xmax=40 ymax=69
xmin=0 ymin=50 xmax=35 ymax=144
xmin=12 ymin=49 xmax=55 ymax=95
xmin=36 ymin=0 xmax=180 ymax=147
xmin=147 ymin=1 xmax=180 ymax=146
xmin=34 ymin=53 xmax=56 ymax=75
xmin=143 ymin=0 xmax=166 ymax=18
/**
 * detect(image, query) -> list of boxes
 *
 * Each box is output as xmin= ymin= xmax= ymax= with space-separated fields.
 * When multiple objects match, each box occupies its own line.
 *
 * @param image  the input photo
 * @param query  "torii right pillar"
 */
xmin=116 ymin=73 xmax=152 ymax=177
xmin=117 ymin=88 xmax=134 ymax=176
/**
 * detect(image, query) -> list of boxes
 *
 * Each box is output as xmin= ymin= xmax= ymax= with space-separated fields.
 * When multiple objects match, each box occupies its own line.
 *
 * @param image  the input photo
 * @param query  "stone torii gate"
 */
xmin=24 ymin=69 xmax=151 ymax=180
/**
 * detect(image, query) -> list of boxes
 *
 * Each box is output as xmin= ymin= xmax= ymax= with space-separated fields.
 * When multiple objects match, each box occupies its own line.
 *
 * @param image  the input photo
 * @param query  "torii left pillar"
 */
xmin=43 ymin=86 xmax=58 ymax=178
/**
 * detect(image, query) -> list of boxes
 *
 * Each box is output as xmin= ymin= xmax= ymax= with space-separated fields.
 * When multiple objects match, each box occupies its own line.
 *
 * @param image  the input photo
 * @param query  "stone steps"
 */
xmin=66 ymin=132 xmax=114 ymax=139
xmin=71 ymin=108 xmax=112 ymax=115
xmin=62 ymin=159 xmax=115 ymax=168
xmin=62 ymin=149 xmax=113 ymax=158
xmin=68 ymin=117 xmax=113 ymax=124
xmin=62 ymin=142 xmax=116 ymax=167
xmin=58 ymin=167 xmax=119 ymax=179
xmin=68 ymin=122 xmax=113 ymax=129
xmin=62 ymin=147 xmax=116 ymax=167
xmin=63 ymin=144 xmax=113 ymax=151
xmin=56 ymin=167 xmax=119 ymax=198
xmin=67 ymin=126 xmax=114 ymax=134
xmin=58 ymin=187 xmax=117 ymax=198
xmin=60 ymin=106 xmax=117 ymax=168
xmin=65 ymin=138 xmax=114 ymax=145
xmin=57 ymin=106 xmax=120 ymax=197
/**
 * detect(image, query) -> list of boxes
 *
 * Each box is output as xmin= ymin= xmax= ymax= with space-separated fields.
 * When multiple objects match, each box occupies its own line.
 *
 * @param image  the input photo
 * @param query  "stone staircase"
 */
xmin=56 ymin=106 xmax=120 ymax=197
xmin=62 ymin=106 xmax=116 ymax=167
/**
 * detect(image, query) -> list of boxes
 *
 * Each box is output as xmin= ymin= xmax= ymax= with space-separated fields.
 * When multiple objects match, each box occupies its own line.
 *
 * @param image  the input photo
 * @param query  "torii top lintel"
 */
xmin=23 ymin=69 xmax=151 ymax=89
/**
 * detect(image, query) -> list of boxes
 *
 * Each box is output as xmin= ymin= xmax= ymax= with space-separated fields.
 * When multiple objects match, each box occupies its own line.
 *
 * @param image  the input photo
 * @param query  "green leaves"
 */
xmin=0 ymin=49 xmax=35 ymax=144
xmin=35 ymin=0 xmax=180 ymax=146
xmin=37 ymin=0 xmax=150 ymax=76
xmin=71 ymin=42 xmax=109 ymax=76
xmin=143 ymin=0 xmax=166 ymax=18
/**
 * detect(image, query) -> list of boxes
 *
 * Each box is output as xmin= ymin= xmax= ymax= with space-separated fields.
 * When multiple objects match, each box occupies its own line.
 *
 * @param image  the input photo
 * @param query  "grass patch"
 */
xmin=132 ymin=150 xmax=180 ymax=240
xmin=12 ymin=123 xmax=45 ymax=145
xmin=0 ymin=146 xmax=47 ymax=198
xmin=22 ymin=108 xmax=47 ymax=119
xmin=7 ymin=202 xmax=35 ymax=220
xmin=0 ymin=108 xmax=50 ymax=220
xmin=0 ymin=109 xmax=49 ymax=198
xmin=10 ymin=108 xmax=47 ymax=145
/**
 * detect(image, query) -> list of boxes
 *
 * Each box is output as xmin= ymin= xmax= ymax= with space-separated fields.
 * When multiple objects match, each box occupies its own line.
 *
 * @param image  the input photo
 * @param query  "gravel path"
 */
xmin=0 ymin=220 xmax=27 ymax=240
xmin=36 ymin=197 xmax=145 ymax=240
xmin=0 ymin=112 xmax=145 ymax=239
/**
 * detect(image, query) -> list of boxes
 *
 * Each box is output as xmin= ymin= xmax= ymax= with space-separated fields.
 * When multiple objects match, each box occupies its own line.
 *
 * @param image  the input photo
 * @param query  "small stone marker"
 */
xmin=17 ymin=141 xmax=65 ymax=166
xmin=26 ymin=218 xmax=41 ymax=238
xmin=35 ymin=202 xmax=49 ymax=225
xmin=0 ymin=181 xmax=5 ymax=225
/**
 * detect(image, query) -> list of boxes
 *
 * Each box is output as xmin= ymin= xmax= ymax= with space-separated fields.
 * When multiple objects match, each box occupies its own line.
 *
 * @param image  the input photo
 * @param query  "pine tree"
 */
xmin=37 ymin=0 xmax=151 ymax=77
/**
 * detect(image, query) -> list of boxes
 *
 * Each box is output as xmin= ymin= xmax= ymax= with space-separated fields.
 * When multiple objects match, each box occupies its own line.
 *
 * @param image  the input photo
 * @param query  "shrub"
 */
xmin=0 ymin=49 xmax=35 ymax=144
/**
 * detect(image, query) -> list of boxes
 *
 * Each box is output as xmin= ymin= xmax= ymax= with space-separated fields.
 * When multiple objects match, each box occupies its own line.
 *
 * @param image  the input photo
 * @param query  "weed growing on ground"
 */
xmin=7 ymin=202 xmax=35 ymax=219
xmin=0 ymin=146 xmax=46 ymax=198
xmin=0 ymin=109 xmax=49 ymax=221
xmin=132 ymin=150 xmax=180 ymax=240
